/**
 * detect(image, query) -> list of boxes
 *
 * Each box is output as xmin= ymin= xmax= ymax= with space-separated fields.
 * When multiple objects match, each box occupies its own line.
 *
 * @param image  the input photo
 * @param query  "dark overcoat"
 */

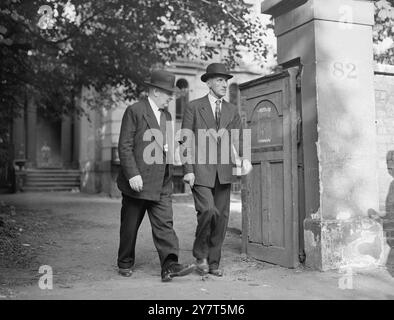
xmin=117 ymin=99 xmax=173 ymax=201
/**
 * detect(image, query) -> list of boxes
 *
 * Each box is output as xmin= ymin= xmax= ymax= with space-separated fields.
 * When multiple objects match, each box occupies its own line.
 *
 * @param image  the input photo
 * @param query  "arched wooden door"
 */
xmin=240 ymin=68 xmax=299 ymax=268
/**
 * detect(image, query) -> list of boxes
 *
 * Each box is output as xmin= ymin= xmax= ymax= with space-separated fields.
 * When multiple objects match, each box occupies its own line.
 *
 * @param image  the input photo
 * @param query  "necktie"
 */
xmin=215 ymin=99 xmax=221 ymax=129
xmin=159 ymin=108 xmax=167 ymax=149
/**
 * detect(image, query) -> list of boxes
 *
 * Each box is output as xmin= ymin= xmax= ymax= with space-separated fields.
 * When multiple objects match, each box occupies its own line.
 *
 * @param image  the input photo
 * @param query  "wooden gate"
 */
xmin=239 ymin=68 xmax=299 ymax=268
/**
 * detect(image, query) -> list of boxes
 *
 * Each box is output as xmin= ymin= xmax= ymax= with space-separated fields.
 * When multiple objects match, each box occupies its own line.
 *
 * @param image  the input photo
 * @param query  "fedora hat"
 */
xmin=144 ymin=70 xmax=180 ymax=93
xmin=201 ymin=63 xmax=233 ymax=82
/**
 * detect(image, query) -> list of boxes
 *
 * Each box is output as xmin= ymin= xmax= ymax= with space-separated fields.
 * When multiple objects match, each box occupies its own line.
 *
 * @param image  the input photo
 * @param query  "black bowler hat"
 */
xmin=201 ymin=63 xmax=233 ymax=82
xmin=144 ymin=70 xmax=180 ymax=93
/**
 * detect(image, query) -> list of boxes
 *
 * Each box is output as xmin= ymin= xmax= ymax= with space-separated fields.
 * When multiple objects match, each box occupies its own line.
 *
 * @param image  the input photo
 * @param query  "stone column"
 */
xmin=72 ymin=113 xmax=80 ymax=169
xmin=78 ymin=87 xmax=101 ymax=193
xmin=12 ymin=107 xmax=26 ymax=160
xmin=12 ymin=106 xmax=27 ymax=192
xmin=26 ymin=96 xmax=37 ymax=168
xmin=262 ymin=0 xmax=390 ymax=270
xmin=61 ymin=116 xmax=72 ymax=168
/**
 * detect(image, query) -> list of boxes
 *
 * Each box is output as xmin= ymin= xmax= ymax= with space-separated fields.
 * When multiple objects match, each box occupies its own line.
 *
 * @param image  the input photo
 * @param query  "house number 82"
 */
xmin=332 ymin=62 xmax=357 ymax=79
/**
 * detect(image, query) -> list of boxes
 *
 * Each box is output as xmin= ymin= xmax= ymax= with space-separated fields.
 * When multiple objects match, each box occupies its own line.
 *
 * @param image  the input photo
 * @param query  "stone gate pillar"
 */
xmin=262 ymin=0 xmax=390 ymax=270
xmin=26 ymin=96 xmax=37 ymax=168
xmin=61 ymin=116 xmax=72 ymax=168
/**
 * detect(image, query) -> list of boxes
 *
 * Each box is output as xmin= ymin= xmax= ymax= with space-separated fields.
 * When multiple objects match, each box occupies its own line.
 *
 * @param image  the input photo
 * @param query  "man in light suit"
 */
xmin=180 ymin=63 xmax=252 ymax=276
xmin=117 ymin=69 xmax=195 ymax=281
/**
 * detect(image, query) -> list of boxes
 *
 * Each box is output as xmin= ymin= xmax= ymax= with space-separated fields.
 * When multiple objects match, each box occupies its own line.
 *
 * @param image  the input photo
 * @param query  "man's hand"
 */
xmin=129 ymin=175 xmax=143 ymax=192
xmin=242 ymin=159 xmax=253 ymax=175
xmin=183 ymin=173 xmax=195 ymax=188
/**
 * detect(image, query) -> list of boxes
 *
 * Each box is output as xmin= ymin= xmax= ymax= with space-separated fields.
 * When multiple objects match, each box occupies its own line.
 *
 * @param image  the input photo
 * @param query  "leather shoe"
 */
xmin=209 ymin=268 xmax=223 ymax=277
xmin=195 ymin=258 xmax=209 ymax=275
xmin=161 ymin=263 xmax=195 ymax=282
xmin=118 ymin=268 xmax=132 ymax=277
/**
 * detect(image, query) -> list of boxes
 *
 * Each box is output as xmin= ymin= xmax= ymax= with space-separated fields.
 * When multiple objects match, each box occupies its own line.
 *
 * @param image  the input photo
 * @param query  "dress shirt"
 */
xmin=208 ymin=93 xmax=223 ymax=117
xmin=148 ymin=97 xmax=162 ymax=126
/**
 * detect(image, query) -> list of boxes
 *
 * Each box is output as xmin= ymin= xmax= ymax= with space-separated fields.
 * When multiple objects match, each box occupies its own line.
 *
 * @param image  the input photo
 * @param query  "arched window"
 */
xmin=229 ymin=83 xmax=240 ymax=109
xmin=176 ymin=79 xmax=189 ymax=120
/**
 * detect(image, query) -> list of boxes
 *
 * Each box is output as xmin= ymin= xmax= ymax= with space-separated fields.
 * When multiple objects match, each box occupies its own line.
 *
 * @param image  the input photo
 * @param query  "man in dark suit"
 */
xmin=180 ymin=63 xmax=252 ymax=276
xmin=117 ymin=69 xmax=195 ymax=282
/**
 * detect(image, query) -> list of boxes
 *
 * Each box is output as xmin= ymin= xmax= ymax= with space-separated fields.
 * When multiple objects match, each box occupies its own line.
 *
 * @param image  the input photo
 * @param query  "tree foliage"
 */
xmin=0 ymin=0 xmax=269 ymax=124
xmin=374 ymin=0 xmax=394 ymax=64
xmin=0 ymin=0 xmax=393 ymax=142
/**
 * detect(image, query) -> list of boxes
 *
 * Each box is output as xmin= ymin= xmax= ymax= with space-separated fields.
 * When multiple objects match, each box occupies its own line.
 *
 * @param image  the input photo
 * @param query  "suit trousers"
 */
xmin=117 ymin=165 xmax=179 ymax=270
xmin=192 ymin=174 xmax=231 ymax=269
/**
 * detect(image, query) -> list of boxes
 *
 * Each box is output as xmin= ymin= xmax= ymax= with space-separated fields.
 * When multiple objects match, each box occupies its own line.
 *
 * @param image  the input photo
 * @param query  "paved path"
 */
xmin=0 ymin=192 xmax=393 ymax=300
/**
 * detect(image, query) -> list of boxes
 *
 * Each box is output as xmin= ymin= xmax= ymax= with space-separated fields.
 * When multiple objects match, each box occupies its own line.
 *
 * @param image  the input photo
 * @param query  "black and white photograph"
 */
xmin=0 ymin=0 xmax=394 ymax=307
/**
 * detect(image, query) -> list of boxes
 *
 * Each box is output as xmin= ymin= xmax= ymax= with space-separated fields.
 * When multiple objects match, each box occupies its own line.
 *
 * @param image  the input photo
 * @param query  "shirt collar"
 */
xmin=148 ymin=96 xmax=161 ymax=112
xmin=208 ymin=93 xmax=223 ymax=105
